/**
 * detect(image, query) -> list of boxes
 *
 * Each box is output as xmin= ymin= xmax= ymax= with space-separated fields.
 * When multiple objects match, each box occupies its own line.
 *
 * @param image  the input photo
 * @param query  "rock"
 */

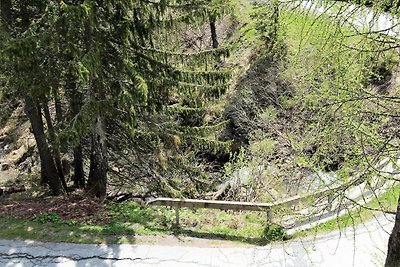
xmin=1 ymin=163 xmax=10 ymax=171
xmin=15 ymin=145 xmax=35 ymax=165
xmin=18 ymin=157 xmax=33 ymax=173
xmin=6 ymin=145 xmax=28 ymax=165
xmin=0 ymin=168 xmax=21 ymax=182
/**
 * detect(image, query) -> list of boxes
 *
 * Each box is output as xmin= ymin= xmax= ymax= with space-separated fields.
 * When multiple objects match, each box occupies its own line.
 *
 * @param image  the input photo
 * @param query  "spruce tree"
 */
xmin=0 ymin=0 xmax=235 ymax=198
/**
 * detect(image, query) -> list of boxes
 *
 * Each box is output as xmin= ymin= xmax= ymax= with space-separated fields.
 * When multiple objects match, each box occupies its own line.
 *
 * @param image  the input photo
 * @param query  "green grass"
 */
xmin=0 ymin=182 xmax=397 ymax=245
xmin=0 ymin=201 xmax=286 ymax=245
xmin=0 ymin=183 xmax=397 ymax=245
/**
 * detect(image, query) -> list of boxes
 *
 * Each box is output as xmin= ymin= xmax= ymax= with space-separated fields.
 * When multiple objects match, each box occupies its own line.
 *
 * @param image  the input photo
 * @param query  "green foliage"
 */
xmin=363 ymin=50 xmax=397 ymax=86
xmin=224 ymin=148 xmax=248 ymax=178
xmin=262 ymin=223 xmax=286 ymax=241
xmin=108 ymin=202 xmax=157 ymax=225
xmin=32 ymin=213 xmax=62 ymax=224
xmin=251 ymin=0 xmax=286 ymax=58
xmin=278 ymin=6 xmax=399 ymax=176
xmin=31 ymin=213 xmax=79 ymax=227
xmin=66 ymin=219 xmax=78 ymax=226
xmin=249 ymin=139 xmax=276 ymax=157
xmin=0 ymin=0 xmax=238 ymax=196
xmin=208 ymin=0 xmax=236 ymax=19
xmin=222 ymin=2 xmax=400 ymax=204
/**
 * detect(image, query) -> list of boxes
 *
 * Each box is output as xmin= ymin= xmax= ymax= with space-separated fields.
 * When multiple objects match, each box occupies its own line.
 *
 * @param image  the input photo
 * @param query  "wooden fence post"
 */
xmin=266 ymin=210 xmax=273 ymax=222
xmin=175 ymin=206 xmax=180 ymax=227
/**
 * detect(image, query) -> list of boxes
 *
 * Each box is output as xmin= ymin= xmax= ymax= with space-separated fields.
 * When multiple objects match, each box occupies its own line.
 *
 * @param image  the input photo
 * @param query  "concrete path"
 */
xmin=0 ymin=214 xmax=394 ymax=267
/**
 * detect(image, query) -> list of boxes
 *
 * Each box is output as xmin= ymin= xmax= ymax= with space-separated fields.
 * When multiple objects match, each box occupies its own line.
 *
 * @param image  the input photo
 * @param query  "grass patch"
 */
xmin=0 ymin=200 xmax=287 ymax=245
xmin=0 ymin=183 xmax=396 ymax=245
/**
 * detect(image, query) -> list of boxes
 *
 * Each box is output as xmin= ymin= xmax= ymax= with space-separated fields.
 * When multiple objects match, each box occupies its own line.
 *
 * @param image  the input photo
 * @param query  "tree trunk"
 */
xmin=24 ymin=96 xmax=63 ymax=195
xmin=66 ymin=74 xmax=86 ymax=188
xmin=86 ymin=114 xmax=108 ymax=199
xmin=73 ymin=144 xmax=85 ymax=188
xmin=385 ymin=194 xmax=400 ymax=267
xmin=54 ymin=90 xmax=63 ymax=126
xmin=209 ymin=16 xmax=219 ymax=49
xmin=84 ymin=19 xmax=107 ymax=199
xmin=271 ymin=0 xmax=279 ymax=44
xmin=0 ymin=0 xmax=12 ymax=29
xmin=43 ymin=102 xmax=68 ymax=192
xmin=40 ymin=160 xmax=49 ymax=185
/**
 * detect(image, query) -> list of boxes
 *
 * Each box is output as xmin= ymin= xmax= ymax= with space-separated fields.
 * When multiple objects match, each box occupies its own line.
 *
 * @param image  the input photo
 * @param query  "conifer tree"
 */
xmin=0 ymin=0 xmax=65 ymax=195
xmin=0 ymin=0 xmax=234 ymax=198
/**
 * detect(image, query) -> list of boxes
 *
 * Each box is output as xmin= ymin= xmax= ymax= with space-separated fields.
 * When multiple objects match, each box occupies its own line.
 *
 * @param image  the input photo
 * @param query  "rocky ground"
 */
xmin=0 ymin=103 xmax=38 ymax=186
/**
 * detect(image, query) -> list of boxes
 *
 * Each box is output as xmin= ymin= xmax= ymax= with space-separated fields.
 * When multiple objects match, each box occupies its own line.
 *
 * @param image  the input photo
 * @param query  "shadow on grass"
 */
xmin=106 ymin=203 xmax=290 ymax=246
xmin=172 ymin=228 xmax=273 ymax=246
xmin=141 ymin=224 xmax=288 ymax=246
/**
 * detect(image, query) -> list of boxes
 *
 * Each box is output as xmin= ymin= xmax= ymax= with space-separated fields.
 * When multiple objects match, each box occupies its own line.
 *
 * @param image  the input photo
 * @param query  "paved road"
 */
xmin=0 ymin=214 xmax=394 ymax=267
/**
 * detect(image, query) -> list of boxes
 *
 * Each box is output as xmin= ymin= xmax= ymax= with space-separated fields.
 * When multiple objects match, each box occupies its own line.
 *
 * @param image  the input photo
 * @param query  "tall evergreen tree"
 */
xmin=0 ymin=0 xmax=234 ymax=198
xmin=0 ymin=0 xmax=65 ymax=195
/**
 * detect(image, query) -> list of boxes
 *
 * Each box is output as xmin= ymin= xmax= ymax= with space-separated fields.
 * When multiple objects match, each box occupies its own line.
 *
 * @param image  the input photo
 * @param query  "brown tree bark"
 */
xmin=209 ymin=16 xmax=219 ymax=49
xmin=84 ymin=18 xmax=107 ymax=198
xmin=43 ymin=102 xmax=68 ymax=192
xmin=66 ymin=73 xmax=86 ymax=188
xmin=86 ymin=113 xmax=108 ymax=199
xmin=54 ymin=90 xmax=63 ymax=126
xmin=385 ymin=194 xmax=400 ymax=267
xmin=24 ymin=96 xmax=63 ymax=195
xmin=40 ymin=160 xmax=49 ymax=185
xmin=73 ymin=144 xmax=85 ymax=188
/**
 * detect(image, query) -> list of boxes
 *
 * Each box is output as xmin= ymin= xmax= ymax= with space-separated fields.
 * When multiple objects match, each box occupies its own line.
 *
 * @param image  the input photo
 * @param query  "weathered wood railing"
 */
xmin=147 ymin=174 xmax=366 ymax=223
xmin=148 ymin=158 xmax=395 ymax=229
xmin=147 ymin=198 xmax=276 ymax=226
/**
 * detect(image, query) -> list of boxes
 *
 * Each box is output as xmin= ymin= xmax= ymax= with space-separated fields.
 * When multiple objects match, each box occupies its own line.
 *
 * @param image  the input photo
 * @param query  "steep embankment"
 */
xmin=0 ymin=103 xmax=37 ymax=188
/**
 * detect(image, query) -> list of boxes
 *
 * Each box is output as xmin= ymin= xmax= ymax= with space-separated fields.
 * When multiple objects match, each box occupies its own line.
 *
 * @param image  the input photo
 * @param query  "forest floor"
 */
xmin=0 ymin=193 xmax=278 ymax=246
xmin=0 ymin=196 xmax=108 ymax=224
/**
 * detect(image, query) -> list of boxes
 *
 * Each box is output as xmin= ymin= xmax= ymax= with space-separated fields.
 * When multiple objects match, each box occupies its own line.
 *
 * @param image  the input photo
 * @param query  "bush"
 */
xmin=32 ymin=213 xmax=62 ymax=224
xmin=262 ymin=223 xmax=286 ymax=241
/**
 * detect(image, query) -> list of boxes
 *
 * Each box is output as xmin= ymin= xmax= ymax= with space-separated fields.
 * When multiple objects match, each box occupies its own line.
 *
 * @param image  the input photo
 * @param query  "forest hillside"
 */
xmin=1 ymin=1 xmax=400 ymax=263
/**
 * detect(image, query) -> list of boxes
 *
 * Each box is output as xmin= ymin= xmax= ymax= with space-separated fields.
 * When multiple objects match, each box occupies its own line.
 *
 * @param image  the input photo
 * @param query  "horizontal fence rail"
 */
xmin=148 ymin=198 xmax=274 ymax=211
xmin=147 ymin=158 xmax=397 ymax=230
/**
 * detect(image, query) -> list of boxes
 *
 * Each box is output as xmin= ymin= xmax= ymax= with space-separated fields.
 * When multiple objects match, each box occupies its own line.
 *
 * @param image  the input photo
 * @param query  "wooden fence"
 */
xmin=147 ymin=158 xmax=393 ymax=228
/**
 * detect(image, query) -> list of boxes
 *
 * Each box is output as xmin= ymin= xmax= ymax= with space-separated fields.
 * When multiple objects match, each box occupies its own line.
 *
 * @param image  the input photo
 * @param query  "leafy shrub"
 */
xmin=66 ymin=219 xmax=77 ymax=226
xmin=107 ymin=202 xmax=156 ymax=225
xmin=32 ymin=213 xmax=62 ymax=224
xmin=262 ymin=223 xmax=286 ymax=241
